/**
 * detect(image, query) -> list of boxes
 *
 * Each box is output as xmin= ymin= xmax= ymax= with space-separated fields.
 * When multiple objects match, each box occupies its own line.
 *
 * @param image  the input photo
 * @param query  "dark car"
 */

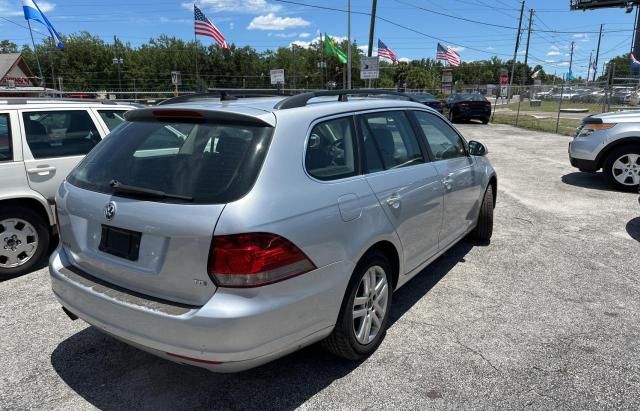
xmin=406 ymin=92 xmax=444 ymax=113
xmin=443 ymin=93 xmax=491 ymax=124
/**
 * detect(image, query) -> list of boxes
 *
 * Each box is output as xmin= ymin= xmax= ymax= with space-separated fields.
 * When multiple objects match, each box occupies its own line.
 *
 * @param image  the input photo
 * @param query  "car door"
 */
xmin=20 ymin=109 xmax=104 ymax=203
xmin=94 ymin=109 xmax=131 ymax=132
xmin=359 ymin=110 xmax=444 ymax=273
xmin=411 ymin=110 xmax=481 ymax=249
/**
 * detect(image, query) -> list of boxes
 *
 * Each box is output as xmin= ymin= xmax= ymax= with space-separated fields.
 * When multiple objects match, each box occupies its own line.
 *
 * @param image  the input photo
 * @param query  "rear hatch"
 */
xmin=57 ymin=108 xmax=275 ymax=306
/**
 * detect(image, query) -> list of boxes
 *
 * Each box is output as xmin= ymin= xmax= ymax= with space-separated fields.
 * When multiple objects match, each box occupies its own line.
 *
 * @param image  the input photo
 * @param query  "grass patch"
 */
xmin=500 ymin=100 xmax=603 ymax=113
xmin=491 ymin=113 xmax=579 ymax=136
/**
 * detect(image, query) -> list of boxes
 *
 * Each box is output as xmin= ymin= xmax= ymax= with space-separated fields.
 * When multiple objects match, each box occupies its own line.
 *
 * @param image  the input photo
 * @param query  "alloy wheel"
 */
xmin=0 ymin=218 xmax=39 ymax=268
xmin=352 ymin=265 xmax=389 ymax=345
xmin=611 ymin=153 xmax=640 ymax=186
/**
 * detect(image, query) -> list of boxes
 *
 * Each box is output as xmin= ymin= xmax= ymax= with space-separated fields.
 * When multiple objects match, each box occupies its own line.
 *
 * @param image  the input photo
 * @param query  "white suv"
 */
xmin=0 ymin=99 xmax=137 ymax=278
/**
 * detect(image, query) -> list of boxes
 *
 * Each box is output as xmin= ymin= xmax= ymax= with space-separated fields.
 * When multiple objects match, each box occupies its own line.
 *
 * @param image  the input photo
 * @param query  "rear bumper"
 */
xmin=49 ymin=246 xmax=347 ymax=372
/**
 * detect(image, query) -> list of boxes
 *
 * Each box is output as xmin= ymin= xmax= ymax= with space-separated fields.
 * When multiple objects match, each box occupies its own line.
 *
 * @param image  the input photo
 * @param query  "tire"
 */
xmin=448 ymin=110 xmax=456 ymax=123
xmin=603 ymin=145 xmax=640 ymax=191
xmin=0 ymin=207 xmax=50 ymax=279
xmin=321 ymin=251 xmax=393 ymax=360
xmin=482 ymin=117 xmax=489 ymax=124
xmin=471 ymin=185 xmax=494 ymax=242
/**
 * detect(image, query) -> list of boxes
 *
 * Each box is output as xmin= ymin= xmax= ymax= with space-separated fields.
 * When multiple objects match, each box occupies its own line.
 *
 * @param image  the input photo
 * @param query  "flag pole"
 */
xmin=194 ymin=34 xmax=200 ymax=91
xmin=27 ymin=19 xmax=46 ymax=93
xmin=346 ymin=0 xmax=352 ymax=90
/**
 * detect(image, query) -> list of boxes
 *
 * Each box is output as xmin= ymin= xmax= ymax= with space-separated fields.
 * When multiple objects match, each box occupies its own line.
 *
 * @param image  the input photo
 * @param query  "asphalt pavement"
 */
xmin=1 ymin=122 xmax=639 ymax=410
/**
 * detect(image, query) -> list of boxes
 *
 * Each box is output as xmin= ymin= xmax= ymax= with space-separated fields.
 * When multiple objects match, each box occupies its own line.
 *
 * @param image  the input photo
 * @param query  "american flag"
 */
xmin=377 ymin=39 xmax=397 ymax=64
xmin=436 ymin=43 xmax=460 ymax=66
xmin=194 ymin=5 xmax=228 ymax=49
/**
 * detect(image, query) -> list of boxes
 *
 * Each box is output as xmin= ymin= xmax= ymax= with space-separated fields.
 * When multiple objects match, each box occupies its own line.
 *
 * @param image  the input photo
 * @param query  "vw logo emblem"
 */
xmin=104 ymin=202 xmax=117 ymax=220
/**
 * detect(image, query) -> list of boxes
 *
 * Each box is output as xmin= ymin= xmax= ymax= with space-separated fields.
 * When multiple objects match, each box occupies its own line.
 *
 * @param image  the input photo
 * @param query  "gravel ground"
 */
xmin=1 ymin=122 xmax=639 ymax=410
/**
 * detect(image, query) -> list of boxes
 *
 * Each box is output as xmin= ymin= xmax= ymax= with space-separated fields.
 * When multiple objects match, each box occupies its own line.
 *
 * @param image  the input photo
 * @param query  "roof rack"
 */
xmin=156 ymin=90 xmax=283 ymax=106
xmin=272 ymin=89 xmax=421 ymax=110
xmin=0 ymin=97 xmax=126 ymax=105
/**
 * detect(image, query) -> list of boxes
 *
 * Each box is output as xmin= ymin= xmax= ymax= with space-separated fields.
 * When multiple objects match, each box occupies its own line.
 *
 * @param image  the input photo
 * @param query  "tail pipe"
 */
xmin=62 ymin=306 xmax=78 ymax=321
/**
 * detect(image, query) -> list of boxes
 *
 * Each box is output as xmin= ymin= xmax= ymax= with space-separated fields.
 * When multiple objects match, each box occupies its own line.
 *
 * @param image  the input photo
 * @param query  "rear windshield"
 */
xmin=456 ymin=93 xmax=487 ymax=102
xmin=67 ymin=120 xmax=273 ymax=204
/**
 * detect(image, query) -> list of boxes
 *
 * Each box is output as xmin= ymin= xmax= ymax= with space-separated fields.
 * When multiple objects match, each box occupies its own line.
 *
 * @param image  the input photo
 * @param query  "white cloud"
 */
xmin=247 ymin=13 xmax=310 ymax=30
xmin=545 ymin=59 xmax=556 ymax=63
xmin=185 ymin=0 xmax=280 ymax=14
xmin=449 ymin=46 xmax=465 ymax=53
xmin=274 ymin=32 xmax=298 ymax=38
xmin=299 ymin=32 xmax=311 ymax=38
xmin=398 ymin=57 xmax=411 ymax=63
xmin=229 ymin=22 xmax=235 ymax=29
xmin=573 ymin=33 xmax=590 ymax=42
xmin=0 ymin=0 xmax=55 ymax=16
xmin=558 ymin=62 xmax=570 ymax=67
xmin=486 ymin=46 xmax=495 ymax=51
xmin=289 ymin=35 xmax=346 ymax=49
xmin=547 ymin=51 xmax=561 ymax=56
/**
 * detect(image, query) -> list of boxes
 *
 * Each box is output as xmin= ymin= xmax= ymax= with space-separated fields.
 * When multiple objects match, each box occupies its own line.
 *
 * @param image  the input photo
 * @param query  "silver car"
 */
xmin=570 ymin=111 xmax=640 ymax=190
xmin=49 ymin=90 xmax=497 ymax=372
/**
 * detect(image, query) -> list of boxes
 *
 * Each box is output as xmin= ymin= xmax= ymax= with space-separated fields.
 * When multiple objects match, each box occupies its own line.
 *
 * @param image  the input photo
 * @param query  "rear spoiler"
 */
xmin=124 ymin=108 xmax=275 ymax=127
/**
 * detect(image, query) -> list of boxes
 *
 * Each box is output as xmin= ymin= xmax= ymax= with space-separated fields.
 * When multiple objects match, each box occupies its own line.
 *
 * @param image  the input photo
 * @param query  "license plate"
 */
xmin=99 ymin=225 xmax=141 ymax=261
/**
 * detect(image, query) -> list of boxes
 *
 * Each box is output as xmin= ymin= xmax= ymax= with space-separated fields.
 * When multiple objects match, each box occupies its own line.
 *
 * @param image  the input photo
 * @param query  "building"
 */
xmin=0 ymin=53 xmax=50 ymax=97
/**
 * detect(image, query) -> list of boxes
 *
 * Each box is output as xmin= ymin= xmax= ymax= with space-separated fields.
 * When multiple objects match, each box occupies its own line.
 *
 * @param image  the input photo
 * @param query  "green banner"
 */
xmin=324 ymin=33 xmax=347 ymax=64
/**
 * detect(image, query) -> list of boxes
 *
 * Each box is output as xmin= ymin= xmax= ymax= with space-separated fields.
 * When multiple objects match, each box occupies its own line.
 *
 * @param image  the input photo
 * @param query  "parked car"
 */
xmin=570 ymin=111 xmax=640 ymax=190
xmin=49 ymin=90 xmax=497 ymax=372
xmin=406 ymin=92 xmax=444 ymax=113
xmin=0 ymin=99 xmax=138 ymax=279
xmin=443 ymin=93 xmax=491 ymax=124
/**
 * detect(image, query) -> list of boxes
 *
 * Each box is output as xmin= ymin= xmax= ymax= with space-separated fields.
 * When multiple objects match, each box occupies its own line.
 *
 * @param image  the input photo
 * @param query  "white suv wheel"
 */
xmin=611 ymin=153 xmax=640 ymax=186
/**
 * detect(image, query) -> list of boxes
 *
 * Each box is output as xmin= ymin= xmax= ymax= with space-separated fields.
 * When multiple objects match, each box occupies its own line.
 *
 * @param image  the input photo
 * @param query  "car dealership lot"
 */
xmin=1 ymin=123 xmax=639 ymax=410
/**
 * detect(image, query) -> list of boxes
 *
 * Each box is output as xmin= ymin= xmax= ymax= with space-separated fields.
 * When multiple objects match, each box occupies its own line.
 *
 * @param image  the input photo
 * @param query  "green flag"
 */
xmin=324 ymin=33 xmax=347 ymax=64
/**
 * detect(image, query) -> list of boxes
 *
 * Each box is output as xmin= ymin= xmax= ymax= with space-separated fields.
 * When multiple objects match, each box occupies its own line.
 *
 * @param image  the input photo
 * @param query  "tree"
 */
xmin=0 ymin=40 xmax=18 ymax=54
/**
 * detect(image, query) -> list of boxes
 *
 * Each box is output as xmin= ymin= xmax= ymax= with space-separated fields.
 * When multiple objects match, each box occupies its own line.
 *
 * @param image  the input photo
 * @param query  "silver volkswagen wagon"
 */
xmin=49 ymin=90 xmax=497 ymax=372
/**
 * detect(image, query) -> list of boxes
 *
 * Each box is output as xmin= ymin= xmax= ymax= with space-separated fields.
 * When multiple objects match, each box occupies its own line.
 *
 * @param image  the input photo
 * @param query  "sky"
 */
xmin=1 ymin=0 xmax=640 ymax=78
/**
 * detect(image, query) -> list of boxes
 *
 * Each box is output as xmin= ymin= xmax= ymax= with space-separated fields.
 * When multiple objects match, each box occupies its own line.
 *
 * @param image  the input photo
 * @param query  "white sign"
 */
xmin=270 ymin=69 xmax=285 ymax=85
xmin=500 ymin=86 xmax=509 ymax=97
xmin=360 ymin=56 xmax=379 ymax=80
xmin=171 ymin=71 xmax=181 ymax=86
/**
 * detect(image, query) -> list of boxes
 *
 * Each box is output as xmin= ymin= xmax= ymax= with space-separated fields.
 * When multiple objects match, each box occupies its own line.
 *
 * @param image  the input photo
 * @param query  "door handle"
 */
xmin=442 ymin=173 xmax=454 ymax=190
xmin=27 ymin=165 xmax=56 ymax=175
xmin=386 ymin=193 xmax=401 ymax=209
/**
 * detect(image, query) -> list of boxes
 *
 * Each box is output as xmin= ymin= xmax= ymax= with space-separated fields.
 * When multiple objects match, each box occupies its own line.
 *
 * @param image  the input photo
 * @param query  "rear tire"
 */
xmin=603 ymin=145 xmax=640 ymax=191
xmin=482 ymin=117 xmax=489 ymax=124
xmin=448 ymin=110 xmax=456 ymax=123
xmin=471 ymin=185 xmax=494 ymax=242
xmin=321 ymin=251 xmax=393 ymax=360
xmin=0 ymin=207 xmax=50 ymax=280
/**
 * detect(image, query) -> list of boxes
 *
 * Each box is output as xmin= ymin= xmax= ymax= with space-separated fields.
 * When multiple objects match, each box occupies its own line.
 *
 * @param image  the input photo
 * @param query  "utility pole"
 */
xmin=347 ymin=0 xmax=352 ymax=89
xmin=593 ymin=24 xmax=603 ymax=82
xmin=508 ymin=0 xmax=526 ymax=102
xmin=367 ymin=0 xmax=378 ymax=88
xmin=516 ymin=8 xmax=534 ymax=126
xmin=556 ymin=41 xmax=574 ymax=133
xmin=587 ymin=50 xmax=593 ymax=83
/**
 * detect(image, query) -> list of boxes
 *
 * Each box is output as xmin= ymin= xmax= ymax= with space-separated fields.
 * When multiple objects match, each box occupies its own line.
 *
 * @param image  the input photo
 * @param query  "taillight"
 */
xmin=207 ymin=233 xmax=316 ymax=287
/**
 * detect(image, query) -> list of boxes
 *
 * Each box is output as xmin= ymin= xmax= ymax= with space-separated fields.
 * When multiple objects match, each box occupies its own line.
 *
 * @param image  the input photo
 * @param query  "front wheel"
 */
xmin=0 ymin=207 xmax=50 ymax=279
xmin=603 ymin=146 xmax=640 ymax=191
xmin=471 ymin=185 xmax=494 ymax=242
xmin=321 ymin=251 xmax=392 ymax=360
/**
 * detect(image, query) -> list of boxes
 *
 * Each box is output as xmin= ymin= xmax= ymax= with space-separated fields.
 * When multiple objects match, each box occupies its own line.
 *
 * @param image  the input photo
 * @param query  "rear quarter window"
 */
xmin=305 ymin=116 xmax=357 ymax=181
xmin=0 ymin=114 xmax=12 ymax=161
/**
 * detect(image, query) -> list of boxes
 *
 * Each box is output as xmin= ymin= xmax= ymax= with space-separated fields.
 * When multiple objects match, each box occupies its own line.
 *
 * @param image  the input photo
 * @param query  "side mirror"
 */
xmin=468 ymin=140 xmax=488 ymax=156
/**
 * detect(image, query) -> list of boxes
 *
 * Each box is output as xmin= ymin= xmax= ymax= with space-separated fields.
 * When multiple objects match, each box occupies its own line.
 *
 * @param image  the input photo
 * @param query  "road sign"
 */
xmin=270 ymin=69 xmax=285 ymax=85
xmin=500 ymin=86 xmax=509 ymax=97
xmin=171 ymin=71 xmax=181 ymax=86
xmin=360 ymin=56 xmax=379 ymax=80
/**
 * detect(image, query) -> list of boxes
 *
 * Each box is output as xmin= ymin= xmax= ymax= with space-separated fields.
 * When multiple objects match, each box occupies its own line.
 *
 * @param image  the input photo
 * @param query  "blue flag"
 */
xmin=22 ymin=0 xmax=64 ymax=49
xmin=566 ymin=69 xmax=573 ymax=81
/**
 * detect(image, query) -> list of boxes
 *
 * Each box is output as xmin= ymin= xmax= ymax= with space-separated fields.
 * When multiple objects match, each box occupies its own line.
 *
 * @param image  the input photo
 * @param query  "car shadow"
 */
xmin=50 ymin=240 xmax=476 ymax=410
xmin=561 ymin=172 xmax=621 ymax=192
xmin=627 ymin=217 xmax=640 ymax=242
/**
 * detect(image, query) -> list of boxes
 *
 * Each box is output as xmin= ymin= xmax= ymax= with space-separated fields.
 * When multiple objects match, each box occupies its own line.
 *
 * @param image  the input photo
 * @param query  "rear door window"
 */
xmin=22 ymin=110 xmax=101 ymax=159
xmin=0 ymin=114 xmax=12 ymax=162
xmin=98 ymin=110 xmax=129 ymax=131
xmin=305 ymin=116 xmax=357 ymax=180
xmin=67 ymin=120 xmax=273 ymax=204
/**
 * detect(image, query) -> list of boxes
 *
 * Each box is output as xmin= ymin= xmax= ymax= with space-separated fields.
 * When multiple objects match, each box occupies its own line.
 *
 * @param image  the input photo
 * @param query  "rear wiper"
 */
xmin=109 ymin=180 xmax=193 ymax=201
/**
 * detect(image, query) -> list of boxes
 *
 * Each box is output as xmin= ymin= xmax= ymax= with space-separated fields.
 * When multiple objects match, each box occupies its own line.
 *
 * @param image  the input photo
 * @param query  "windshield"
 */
xmin=67 ymin=120 xmax=273 ymax=204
